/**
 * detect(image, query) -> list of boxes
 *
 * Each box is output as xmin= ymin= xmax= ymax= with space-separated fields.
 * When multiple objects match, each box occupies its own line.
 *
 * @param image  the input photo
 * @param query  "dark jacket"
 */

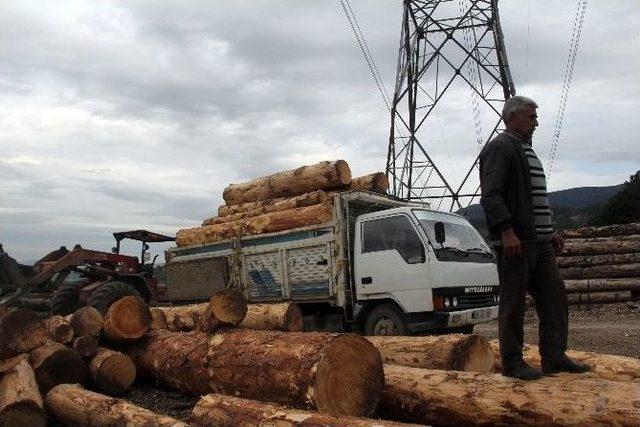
xmin=479 ymin=132 xmax=537 ymax=243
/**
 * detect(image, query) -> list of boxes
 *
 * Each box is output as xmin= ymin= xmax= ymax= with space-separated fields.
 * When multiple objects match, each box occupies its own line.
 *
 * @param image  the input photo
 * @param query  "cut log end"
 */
xmin=150 ymin=308 xmax=168 ymax=330
xmin=455 ymin=334 xmax=496 ymax=372
xmin=209 ymin=289 xmax=247 ymax=326
xmin=44 ymin=316 xmax=74 ymax=344
xmin=314 ymin=334 xmax=384 ymax=417
xmin=0 ymin=308 xmax=47 ymax=359
xmin=90 ymin=348 xmax=136 ymax=396
xmin=334 ymin=159 xmax=352 ymax=185
xmin=72 ymin=336 xmax=99 ymax=358
xmin=0 ymin=401 xmax=46 ymax=427
xmin=69 ymin=306 xmax=103 ymax=338
xmin=104 ymin=296 xmax=151 ymax=343
xmin=283 ymin=304 xmax=304 ymax=332
xmin=29 ymin=342 xmax=88 ymax=394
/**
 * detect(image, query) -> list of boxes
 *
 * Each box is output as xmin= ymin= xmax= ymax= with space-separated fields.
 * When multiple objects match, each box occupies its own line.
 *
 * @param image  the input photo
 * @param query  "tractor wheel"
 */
xmin=50 ymin=282 xmax=82 ymax=315
xmin=87 ymin=281 xmax=141 ymax=315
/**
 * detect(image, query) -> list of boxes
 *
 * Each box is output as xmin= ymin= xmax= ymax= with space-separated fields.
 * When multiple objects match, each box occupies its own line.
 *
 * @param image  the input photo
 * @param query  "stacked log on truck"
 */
xmin=177 ymin=160 xmax=390 ymax=247
xmin=558 ymin=222 xmax=640 ymax=304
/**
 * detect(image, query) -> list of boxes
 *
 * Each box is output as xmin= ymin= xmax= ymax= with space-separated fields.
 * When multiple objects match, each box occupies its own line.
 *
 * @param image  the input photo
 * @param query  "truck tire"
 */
xmin=50 ymin=282 xmax=82 ymax=315
xmin=87 ymin=281 xmax=141 ymax=315
xmin=363 ymin=303 xmax=409 ymax=336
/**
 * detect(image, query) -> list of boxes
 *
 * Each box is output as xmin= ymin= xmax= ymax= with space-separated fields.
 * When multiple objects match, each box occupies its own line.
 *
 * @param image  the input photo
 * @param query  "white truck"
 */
xmin=164 ymin=191 xmax=499 ymax=335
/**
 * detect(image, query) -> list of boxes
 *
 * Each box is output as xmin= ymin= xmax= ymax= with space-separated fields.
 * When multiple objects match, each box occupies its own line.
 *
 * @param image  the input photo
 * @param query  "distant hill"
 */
xmin=460 ymin=184 xmax=623 ymax=235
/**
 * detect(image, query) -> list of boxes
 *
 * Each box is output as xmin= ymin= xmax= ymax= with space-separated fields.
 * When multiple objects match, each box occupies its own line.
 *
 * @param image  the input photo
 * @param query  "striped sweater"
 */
xmin=519 ymin=139 xmax=554 ymax=240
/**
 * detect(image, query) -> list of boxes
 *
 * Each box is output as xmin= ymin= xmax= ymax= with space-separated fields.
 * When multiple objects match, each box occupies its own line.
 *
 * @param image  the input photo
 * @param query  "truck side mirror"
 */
xmin=434 ymin=222 xmax=446 ymax=245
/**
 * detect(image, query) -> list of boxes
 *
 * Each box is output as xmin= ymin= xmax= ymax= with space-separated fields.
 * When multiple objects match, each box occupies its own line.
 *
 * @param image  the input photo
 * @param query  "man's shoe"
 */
xmin=542 ymin=355 xmax=591 ymax=374
xmin=502 ymin=362 xmax=544 ymax=380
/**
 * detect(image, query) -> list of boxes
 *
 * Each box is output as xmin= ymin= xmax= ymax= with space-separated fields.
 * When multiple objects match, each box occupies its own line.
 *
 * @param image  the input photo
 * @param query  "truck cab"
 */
xmin=353 ymin=207 xmax=498 ymax=335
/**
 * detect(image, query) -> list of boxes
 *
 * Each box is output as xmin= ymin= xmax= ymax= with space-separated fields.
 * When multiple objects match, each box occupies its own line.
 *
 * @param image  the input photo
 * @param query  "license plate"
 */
xmin=472 ymin=308 xmax=492 ymax=320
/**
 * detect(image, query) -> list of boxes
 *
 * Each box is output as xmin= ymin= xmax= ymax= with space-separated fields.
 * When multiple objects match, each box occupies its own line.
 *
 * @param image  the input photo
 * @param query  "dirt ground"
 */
xmin=125 ymin=302 xmax=640 ymax=422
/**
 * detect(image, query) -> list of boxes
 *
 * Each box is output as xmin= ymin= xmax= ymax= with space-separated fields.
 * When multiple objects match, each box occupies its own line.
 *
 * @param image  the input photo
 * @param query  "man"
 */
xmin=479 ymin=95 xmax=590 ymax=380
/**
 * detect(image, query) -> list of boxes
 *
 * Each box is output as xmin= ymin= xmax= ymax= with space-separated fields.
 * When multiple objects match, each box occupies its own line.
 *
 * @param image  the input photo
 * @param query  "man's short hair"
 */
xmin=502 ymin=96 xmax=538 ymax=120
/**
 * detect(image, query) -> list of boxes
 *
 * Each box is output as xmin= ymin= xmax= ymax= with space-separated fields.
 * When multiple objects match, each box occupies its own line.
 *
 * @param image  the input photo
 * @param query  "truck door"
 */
xmin=355 ymin=215 xmax=431 ymax=312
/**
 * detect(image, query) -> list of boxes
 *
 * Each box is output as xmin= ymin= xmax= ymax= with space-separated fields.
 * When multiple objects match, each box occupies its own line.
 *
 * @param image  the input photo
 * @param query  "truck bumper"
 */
xmin=407 ymin=305 xmax=498 ymax=332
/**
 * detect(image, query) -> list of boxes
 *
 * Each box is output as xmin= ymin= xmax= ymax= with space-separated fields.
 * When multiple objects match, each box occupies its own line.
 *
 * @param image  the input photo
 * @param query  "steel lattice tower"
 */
xmin=386 ymin=0 xmax=515 ymax=211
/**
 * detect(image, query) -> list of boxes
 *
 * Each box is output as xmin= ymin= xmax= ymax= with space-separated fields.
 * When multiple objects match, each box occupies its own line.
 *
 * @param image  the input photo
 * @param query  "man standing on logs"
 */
xmin=479 ymin=96 xmax=590 ymax=380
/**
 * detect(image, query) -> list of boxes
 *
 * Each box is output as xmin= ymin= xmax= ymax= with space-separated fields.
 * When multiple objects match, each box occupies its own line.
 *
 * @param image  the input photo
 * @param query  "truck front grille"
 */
xmin=457 ymin=293 xmax=496 ymax=309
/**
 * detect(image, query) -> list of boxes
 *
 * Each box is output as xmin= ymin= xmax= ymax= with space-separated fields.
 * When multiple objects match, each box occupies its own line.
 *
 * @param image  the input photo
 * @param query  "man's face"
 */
xmin=507 ymin=106 xmax=538 ymax=138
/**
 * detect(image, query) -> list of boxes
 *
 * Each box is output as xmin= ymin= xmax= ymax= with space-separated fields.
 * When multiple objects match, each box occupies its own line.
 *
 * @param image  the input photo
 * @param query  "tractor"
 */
xmin=0 ymin=230 xmax=174 ymax=315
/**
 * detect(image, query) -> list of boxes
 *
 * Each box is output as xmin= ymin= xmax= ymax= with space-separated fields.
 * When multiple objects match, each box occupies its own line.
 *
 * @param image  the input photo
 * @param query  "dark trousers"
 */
xmin=496 ymin=241 xmax=568 ymax=372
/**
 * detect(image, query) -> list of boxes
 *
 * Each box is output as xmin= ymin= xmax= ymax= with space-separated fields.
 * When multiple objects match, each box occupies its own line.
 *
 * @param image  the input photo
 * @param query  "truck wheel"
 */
xmin=457 ymin=325 xmax=474 ymax=334
xmin=363 ymin=303 xmax=409 ymax=336
xmin=87 ymin=281 xmax=141 ymax=315
xmin=50 ymin=282 xmax=82 ymax=315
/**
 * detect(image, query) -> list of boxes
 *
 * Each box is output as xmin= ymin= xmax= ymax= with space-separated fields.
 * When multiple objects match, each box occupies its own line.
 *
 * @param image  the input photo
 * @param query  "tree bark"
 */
xmin=0 ymin=354 xmax=27 ymax=374
xmin=343 ymin=172 xmax=389 ymax=193
xmin=155 ymin=303 xmax=207 ymax=331
xmin=565 ymin=234 xmax=640 ymax=244
xmin=44 ymin=315 xmax=74 ymax=344
xmin=560 ymin=263 xmax=640 ymax=279
xmin=557 ymin=252 xmax=640 ymax=268
xmin=0 ymin=359 xmax=46 ymax=427
xmin=150 ymin=307 xmax=168 ymax=330
xmin=191 ymin=393 xmax=418 ymax=427
xmin=28 ymin=341 xmax=88 ymax=393
xmin=213 ymin=190 xmax=330 ymax=222
xmin=567 ymin=290 xmax=633 ymax=304
xmin=72 ymin=335 xmax=98 ymax=358
xmin=103 ymin=295 xmax=151 ymax=344
xmin=45 ymin=383 xmax=187 ymax=427
xmin=379 ymin=364 xmax=640 ymax=426
xmin=0 ymin=308 xmax=47 ymax=360
xmin=562 ymin=223 xmax=640 ymax=238
xmin=68 ymin=306 xmax=103 ymax=338
xmin=366 ymin=334 xmax=494 ymax=372
xmin=89 ymin=347 xmax=136 ymax=396
xmin=177 ymin=203 xmax=334 ymax=247
xmin=128 ymin=329 xmax=384 ymax=417
xmin=488 ymin=339 xmax=640 ymax=383
xmin=563 ymin=239 xmax=640 ymax=255
xmin=240 ymin=302 xmax=303 ymax=332
xmin=564 ymin=278 xmax=640 ymax=293
xmin=222 ymin=160 xmax=351 ymax=205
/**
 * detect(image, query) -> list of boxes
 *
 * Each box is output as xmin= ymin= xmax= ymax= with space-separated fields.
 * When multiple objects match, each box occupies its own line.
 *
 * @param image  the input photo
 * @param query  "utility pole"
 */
xmin=386 ymin=0 xmax=515 ymax=212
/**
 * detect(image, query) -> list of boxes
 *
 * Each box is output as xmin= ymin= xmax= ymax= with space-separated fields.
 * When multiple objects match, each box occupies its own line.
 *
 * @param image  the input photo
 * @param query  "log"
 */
xmin=565 ymin=234 xmax=640 ymax=244
xmin=72 ymin=335 xmax=98 ymax=358
xmin=345 ymin=172 xmax=389 ymax=193
xmin=564 ymin=278 xmax=640 ymax=293
xmin=379 ymin=364 xmax=640 ymax=426
xmin=0 ymin=359 xmax=46 ymax=427
xmin=366 ymin=334 xmax=494 ymax=372
xmin=177 ymin=203 xmax=334 ymax=247
xmin=560 ymin=263 xmax=640 ymax=279
xmin=209 ymin=289 xmax=247 ymax=326
xmin=240 ymin=302 xmax=303 ymax=331
xmin=16 ymin=297 xmax=51 ymax=312
xmin=68 ymin=306 xmax=103 ymax=338
xmin=213 ymin=190 xmax=330 ymax=222
xmin=44 ymin=315 xmax=73 ymax=344
xmin=89 ymin=347 xmax=136 ymax=396
xmin=170 ymin=303 xmax=208 ymax=331
xmin=0 ymin=354 xmax=27 ymax=374
xmin=562 ymin=223 xmax=640 ymax=238
xmin=563 ymin=239 xmax=640 ymax=255
xmin=45 ymin=384 xmax=187 ymax=426
xmin=0 ymin=308 xmax=47 ymax=360
xmin=28 ymin=341 xmax=88 ymax=393
xmin=103 ymin=295 xmax=151 ymax=344
xmin=222 ymin=160 xmax=351 ymax=205
xmin=488 ymin=339 xmax=640 ymax=383
xmin=149 ymin=307 xmax=168 ymax=330
xmin=191 ymin=393 xmax=419 ymax=427
xmin=557 ymin=252 xmax=640 ymax=268
xmin=128 ymin=329 xmax=384 ymax=417
xmin=568 ymin=290 xmax=633 ymax=304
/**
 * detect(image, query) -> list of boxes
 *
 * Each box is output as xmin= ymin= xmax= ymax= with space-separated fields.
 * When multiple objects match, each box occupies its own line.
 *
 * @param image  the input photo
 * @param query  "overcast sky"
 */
xmin=1 ymin=0 xmax=638 ymax=262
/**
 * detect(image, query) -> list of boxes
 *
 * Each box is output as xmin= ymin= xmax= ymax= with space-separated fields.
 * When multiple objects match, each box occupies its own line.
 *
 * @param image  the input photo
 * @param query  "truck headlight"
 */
xmin=452 ymin=296 xmax=458 ymax=307
xmin=444 ymin=297 xmax=451 ymax=308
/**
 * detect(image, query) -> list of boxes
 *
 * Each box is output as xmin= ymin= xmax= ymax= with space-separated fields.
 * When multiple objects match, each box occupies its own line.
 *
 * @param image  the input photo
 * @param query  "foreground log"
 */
xmin=191 ymin=394 xmax=418 ymax=427
xmin=564 ymin=278 xmax=640 ymax=293
xmin=560 ymin=263 xmax=640 ymax=279
xmin=0 ymin=359 xmax=46 ymax=427
xmin=563 ymin=239 xmax=640 ymax=255
xmin=103 ymin=296 xmax=151 ymax=344
xmin=488 ymin=339 xmax=640 ymax=383
xmin=345 ymin=172 xmax=389 ymax=193
xmin=222 ymin=160 xmax=351 ymax=205
xmin=68 ymin=306 xmax=103 ymax=338
xmin=0 ymin=308 xmax=47 ymax=359
xmin=0 ymin=354 xmax=27 ymax=374
xmin=557 ymin=252 xmax=640 ymax=268
xmin=72 ymin=335 xmax=98 ymax=358
xmin=562 ymin=223 xmax=640 ymax=238
xmin=178 ymin=203 xmax=334 ymax=247
xmin=44 ymin=315 xmax=73 ymax=344
xmin=45 ymin=384 xmax=186 ymax=427
xmin=366 ymin=334 xmax=494 ymax=372
xmin=129 ymin=329 xmax=384 ymax=417
xmin=28 ymin=341 xmax=88 ymax=393
xmin=568 ymin=290 xmax=633 ymax=304
xmin=379 ymin=364 xmax=640 ymax=426
xmin=240 ymin=302 xmax=303 ymax=332
xmin=89 ymin=347 xmax=136 ymax=396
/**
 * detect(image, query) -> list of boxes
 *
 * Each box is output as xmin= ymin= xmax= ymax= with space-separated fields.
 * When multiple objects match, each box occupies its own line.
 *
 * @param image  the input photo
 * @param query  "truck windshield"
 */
xmin=413 ymin=210 xmax=491 ymax=254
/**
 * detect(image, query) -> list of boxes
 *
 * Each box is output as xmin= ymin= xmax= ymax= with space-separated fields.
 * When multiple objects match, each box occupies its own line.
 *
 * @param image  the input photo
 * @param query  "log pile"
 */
xmin=177 ymin=160 xmax=389 ymax=247
xmin=559 ymin=222 xmax=640 ymax=305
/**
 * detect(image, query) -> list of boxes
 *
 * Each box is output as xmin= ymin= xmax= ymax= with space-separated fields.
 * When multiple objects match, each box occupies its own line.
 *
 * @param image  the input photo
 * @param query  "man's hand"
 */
xmin=501 ymin=228 xmax=522 ymax=257
xmin=551 ymin=233 xmax=564 ymax=253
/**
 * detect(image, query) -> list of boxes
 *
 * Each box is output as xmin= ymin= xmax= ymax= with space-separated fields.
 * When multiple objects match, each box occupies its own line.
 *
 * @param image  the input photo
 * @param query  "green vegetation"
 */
xmin=589 ymin=170 xmax=640 ymax=226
